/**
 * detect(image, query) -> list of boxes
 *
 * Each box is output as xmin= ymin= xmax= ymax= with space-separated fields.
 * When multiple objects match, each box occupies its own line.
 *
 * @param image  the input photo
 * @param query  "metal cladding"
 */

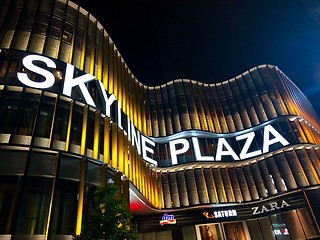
xmin=0 ymin=0 xmax=320 ymax=238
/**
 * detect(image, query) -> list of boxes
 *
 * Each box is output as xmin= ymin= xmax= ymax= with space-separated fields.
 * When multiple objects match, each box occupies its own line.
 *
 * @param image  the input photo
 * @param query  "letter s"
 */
xmin=17 ymin=55 xmax=56 ymax=89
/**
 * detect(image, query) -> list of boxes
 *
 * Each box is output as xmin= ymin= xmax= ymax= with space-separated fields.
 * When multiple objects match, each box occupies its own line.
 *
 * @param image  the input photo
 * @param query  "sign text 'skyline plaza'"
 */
xmin=0 ymin=0 xmax=320 ymax=239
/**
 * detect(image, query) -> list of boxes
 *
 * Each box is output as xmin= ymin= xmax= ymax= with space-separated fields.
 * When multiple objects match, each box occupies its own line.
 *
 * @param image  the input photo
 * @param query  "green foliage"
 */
xmin=74 ymin=184 xmax=137 ymax=240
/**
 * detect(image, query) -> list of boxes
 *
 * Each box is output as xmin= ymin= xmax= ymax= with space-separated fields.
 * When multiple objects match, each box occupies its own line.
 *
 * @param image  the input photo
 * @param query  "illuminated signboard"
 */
xmin=274 ymin=228 xmax=289 ymax=236
xmin=252 ymin=200 xmax=290 ymax=215
xmin=12 ymin=53 xmax=292 ymax=166
xmin=160 ymin=213 xmax=176 ymax=225
xmin=203 ymin=209 xmax=237 ymax=219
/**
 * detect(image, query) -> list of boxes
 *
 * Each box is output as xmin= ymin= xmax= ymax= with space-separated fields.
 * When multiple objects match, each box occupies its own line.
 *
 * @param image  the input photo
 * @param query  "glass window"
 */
xmin=270 ymin=213 xmax=290 ymax=240
xmin=15 ymin=152 xmax=58 ymax=235
xmin=258 ymin=217 xmax=275 ymax=240
xmin=15 ymin=91 xmax=41 ymax=135
xmin=196 ymin=224 xmax=223 ymax=240
xmin=15 ymin=176 xmax=53 ymax=235
xmin=0 ymin=150 xmax=28 ymax=235
xmin=247 ymin=219 xmax=265 ymax=240
xmin=296 ymin=208 xmax=319 ymax=239
xmin=86 ymin=109 xmax=95 ymax=150
xmin=53 ymin=98 xmax=71 ymax=142
xmin=70 ymin=104 xmax=84 ymax=146
xmin=50 ymin=154 xmax=81 ymax=236
xmin=223 ymin=221 xmax=250 ymax=240
xmin=34 ymin=95 xmax=56 ymax=138
xmin=182 ymin=226 xmax=196 ymax=240
xmin=282 ymin=210 xmax=306 ymax=239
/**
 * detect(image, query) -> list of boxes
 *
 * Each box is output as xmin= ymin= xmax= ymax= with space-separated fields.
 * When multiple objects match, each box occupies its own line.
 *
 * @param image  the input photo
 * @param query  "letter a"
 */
xmin=263 ymin=125 xmax=289 ymax=153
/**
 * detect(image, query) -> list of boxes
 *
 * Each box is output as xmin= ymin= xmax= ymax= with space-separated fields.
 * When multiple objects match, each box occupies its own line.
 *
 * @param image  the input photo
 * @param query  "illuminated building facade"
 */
xmin=0 ymin=0 xmax=320 ymax=239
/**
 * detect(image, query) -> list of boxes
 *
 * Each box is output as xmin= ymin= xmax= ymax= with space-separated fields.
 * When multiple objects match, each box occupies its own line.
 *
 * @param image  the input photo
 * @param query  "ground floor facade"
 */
xmin=136 ymin=189 xmax=320 ymax=240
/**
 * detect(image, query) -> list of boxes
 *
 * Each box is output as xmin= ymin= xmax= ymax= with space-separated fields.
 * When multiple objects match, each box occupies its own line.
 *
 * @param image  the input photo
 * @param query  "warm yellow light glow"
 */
xmin=118 ymin=130 xmax=124 ymax=173
xmin=80 ymin=106 xmax=88 ymax=155
xmin=294 ymin=120 xmax=308 ymax=143
xmin=48 ymin=97 xmax=58 ymax=148
xmin=124 ymin=135 xmax=129 ymax=177
xmin=76 ymin=159 xmax=86 ymax=235
xmin=225 ymin=167 xmax=236 ymax=202
xmin=209 ymin=167 xmax=219 ymax=203
xmin=111 ymin=123 xmax=118 ymax=169
xmin=93 ymin=111 xmax=100 ymax=159
xmin=103 ymin=118 xmax=110 ymax=164
xmin=300 ymin=121 xmax=315 ymax=143
xmin=65 ymin=100 xmax=74 ymax=151
xmin=108 ymin=43 xmax=114 ymax=94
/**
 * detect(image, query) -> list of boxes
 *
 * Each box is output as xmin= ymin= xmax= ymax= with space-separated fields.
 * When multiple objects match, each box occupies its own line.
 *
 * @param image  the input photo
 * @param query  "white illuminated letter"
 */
xmin=63 ymin=63 xmax=96 ymax=107
xmin=236 ymin=131 xmax=262 ymax=159
xmin=281 ymin=200 xmax=290 ymax=208
xmin=141 ymin=135 xmax=157 ymax=166
xmin=169 ymin=138 xmax=190 ymax=165
xmin=192 ymin=137 xmax=214 ymax=161
xmin=127 ymin=117 xmax=131 ymax=141
xmin=117 ymin=101 xmax=123 ymax=130
xmin=216 ymin=138 xmax=239 ymax=161
xmin=263 ymin=125 xmax=289 ymax=153
xmin=131 ymin=122 xmax=141 ymax=155
xmin=17 ymin=55 xmax=56 ymax=89
xmin=97 ymin=81 xmax=116 ymax=117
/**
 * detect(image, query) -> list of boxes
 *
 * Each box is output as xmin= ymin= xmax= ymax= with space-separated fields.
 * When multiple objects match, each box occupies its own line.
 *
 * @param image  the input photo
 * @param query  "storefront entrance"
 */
xmin=138 ymin=207 xmax=319 ymax=240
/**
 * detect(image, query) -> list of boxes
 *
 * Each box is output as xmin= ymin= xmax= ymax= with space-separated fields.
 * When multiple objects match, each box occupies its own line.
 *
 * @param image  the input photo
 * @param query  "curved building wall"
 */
xmin=0 ymin=0 xmax=320 ymax=239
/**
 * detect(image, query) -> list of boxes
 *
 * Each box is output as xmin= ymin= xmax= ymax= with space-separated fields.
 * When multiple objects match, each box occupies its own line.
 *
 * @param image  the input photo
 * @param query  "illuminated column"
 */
xmin=143 ymin=163 xmax=147 ymax=199
xmin=209 ymin=167 xmax=219 ymax=203
xmin=147 ymin=167 xmax=152 ymax=202
xmin=65 ymin=100 xmax=74 ymax=151
xmin=128 ymin=145 xmax=134 ymax=183
xmin=201 ymin=167 xmax=210 ymax=203
xmin=93 ymin=110 xmax=100 ymax=160
xmin=232 ymin=167 xmax=244 ymax=202
xmin=108 ymin=41 xmax=114 ymax=94
xmin=80 ymin=106 xmax=88 ymax=155
xmin=48 ymin=96 xmax=58 ymax=148
xmin=103 ymin=117 xmax=110 ymax=164
xmin=300 ymin=121 xmax=315 ymax=143
xmin=66 ymin=2 xmax=78 ymax=64
xmin=113 ymin=49 xmax=118 ymax=98
xmin=124 ymin=135 xmax=129 ymax=177
xmin=102 ymin=33 xmax=110 ymax=90
xmin=225 ymin=167 xmax=236 ymax=202
xmin=88 ymin=15 xmax=96 ymax=75
xmin=79 ymin=8 xmax=88 ymax=71
xmin=96 ymin=25 xmax=103 ymax=81
xmin=76 ymin=105 xmax=89 ymax=235
xmin=152 ymin=170 xmax=158 ymax=207
xmin=137 ymin=83 xmax=143 ymax=132
xmin=133 ymin=151 xmax=137 ymax=189
xmin=111 ymin=123 xmax=118 ymax=169
xmin=158 ymin=173 xmax=165 ymax=209
xmin=117 ymin=129 xmax=124 ymax=173
xmin=76 ymin=157 xmax=87 ymax=235
xmin=44 ymin=153 xmax=61 ymax=240
xmin=137 ymin=154 xmax=141 ymax=191
xmin=142 ymin=86 xmax=147 ymax=134
xmin=302 ymin=148 xmax=320 ymax=184
xmin=118 ymin=56 xmax=123 ymax=104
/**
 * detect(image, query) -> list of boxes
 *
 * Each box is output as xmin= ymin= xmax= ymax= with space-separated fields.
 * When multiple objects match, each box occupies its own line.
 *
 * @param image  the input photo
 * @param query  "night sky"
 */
xmin=74 ymin=0 xmax=320 ymax=117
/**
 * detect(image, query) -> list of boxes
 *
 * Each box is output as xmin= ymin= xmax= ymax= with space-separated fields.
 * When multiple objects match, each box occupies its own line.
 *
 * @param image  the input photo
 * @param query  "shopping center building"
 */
xmin=0 ymin=0 xmax=320 ymax=239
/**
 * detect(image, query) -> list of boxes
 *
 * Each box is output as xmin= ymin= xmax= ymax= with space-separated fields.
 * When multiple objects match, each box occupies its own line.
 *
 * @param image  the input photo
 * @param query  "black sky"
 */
xmin=74 ymin=0 xmax=320 ymax=117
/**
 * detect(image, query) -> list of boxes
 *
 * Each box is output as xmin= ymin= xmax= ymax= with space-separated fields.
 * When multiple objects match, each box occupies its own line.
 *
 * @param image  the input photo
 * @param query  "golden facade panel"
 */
xmin=1 ymin=0 xmax=320 ymax=239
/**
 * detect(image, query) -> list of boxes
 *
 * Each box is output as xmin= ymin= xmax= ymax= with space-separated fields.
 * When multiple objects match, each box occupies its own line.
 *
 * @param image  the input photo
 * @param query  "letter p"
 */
xmin=169 ymin=138 xmax=190 ymax=165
